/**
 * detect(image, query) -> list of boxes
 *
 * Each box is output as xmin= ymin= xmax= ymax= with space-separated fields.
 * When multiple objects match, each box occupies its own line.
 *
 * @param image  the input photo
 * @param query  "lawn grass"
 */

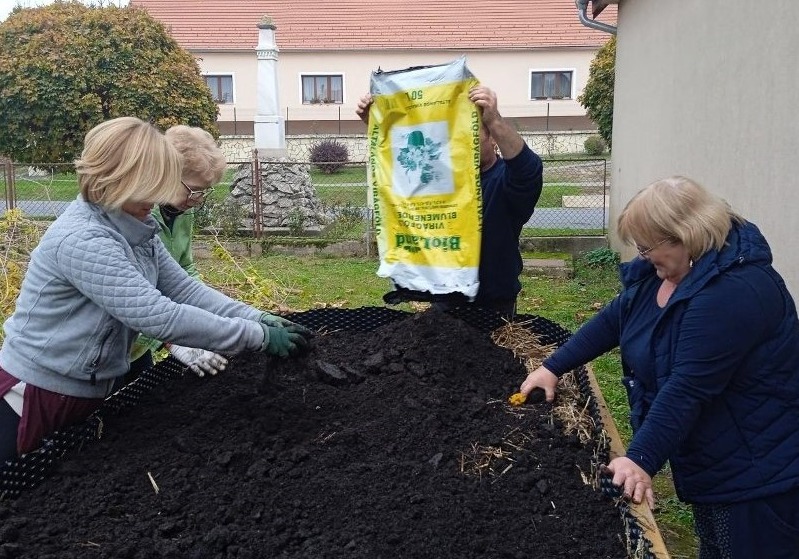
xmin=9 ymin=164 xmax=595 ymax=210
xmin=194 ymin=246 xmax=696 ymax=557
xmin=309 ymin=164 xmax=366 ymax=184
xmin=12 ymin=172 xmax=79 ymax=201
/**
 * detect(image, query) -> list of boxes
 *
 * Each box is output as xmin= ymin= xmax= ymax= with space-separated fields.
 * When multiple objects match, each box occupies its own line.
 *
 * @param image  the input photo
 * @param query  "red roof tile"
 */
xmin=130 ymin=0 xmax=617 ymax=52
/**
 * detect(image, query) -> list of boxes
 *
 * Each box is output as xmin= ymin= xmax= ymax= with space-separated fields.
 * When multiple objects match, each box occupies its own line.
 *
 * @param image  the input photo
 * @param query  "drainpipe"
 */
xmin=576 ymin=0 xmax=617 ymax=35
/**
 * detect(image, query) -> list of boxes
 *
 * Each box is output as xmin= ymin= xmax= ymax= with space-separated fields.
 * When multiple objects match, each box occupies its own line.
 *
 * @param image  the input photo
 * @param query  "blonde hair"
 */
xmin=76 ymin=117 xmax=183 ymax=210
xmin=617 ymin=176 xmax=745 ymax=260
xmin=165 ymin=125 xmax=226 ymax=186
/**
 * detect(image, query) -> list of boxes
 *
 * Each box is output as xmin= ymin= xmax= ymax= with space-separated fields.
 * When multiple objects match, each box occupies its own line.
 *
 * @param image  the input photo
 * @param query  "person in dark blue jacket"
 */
xmin=357 ymin=85 xmax=543 ymax=320
xmin=463 ymin=85 xmax=543 ymax=318
xmin=519 ymin=176 xmax=799 ymax=558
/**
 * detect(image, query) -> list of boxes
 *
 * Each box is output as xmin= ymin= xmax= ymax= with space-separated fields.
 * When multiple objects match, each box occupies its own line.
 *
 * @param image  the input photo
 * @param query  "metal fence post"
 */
xmin=2 ymin=159 xmax=15 ymax=212
xmin=251 ymin=149 xmax=262 ymax=239
xmin=602 ymin=158 xmax=608 ymax=236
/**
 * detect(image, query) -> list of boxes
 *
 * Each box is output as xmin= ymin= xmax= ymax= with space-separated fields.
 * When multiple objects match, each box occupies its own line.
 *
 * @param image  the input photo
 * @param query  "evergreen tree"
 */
xmin=579 ymin=36 xmax=616 ymax=148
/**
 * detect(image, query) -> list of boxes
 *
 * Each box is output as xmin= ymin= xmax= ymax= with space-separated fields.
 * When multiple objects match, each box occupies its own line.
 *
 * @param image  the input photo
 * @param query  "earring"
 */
xmin=689 ymin=259 xmax=694 ymax=268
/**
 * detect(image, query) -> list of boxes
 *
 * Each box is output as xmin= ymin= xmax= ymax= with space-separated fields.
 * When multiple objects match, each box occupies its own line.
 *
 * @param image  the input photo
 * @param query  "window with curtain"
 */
xmin=301 ymin=75 xmax=344 ymax=104
xmin=529 ymin=71 xmax=573 ymax=100
xmin=204 ymin=75 xmax=234 ymax=104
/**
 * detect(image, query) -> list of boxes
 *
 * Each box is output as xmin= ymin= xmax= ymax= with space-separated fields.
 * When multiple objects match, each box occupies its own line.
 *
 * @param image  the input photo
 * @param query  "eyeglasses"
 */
xmin=182 ymin=180 xmax=214 ymax=202
xmin=636 ymin=238 xmax=670 ymax=258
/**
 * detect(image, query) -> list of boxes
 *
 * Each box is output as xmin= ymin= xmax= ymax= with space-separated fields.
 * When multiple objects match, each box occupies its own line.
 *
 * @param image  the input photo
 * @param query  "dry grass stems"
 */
xmin=204 ymin=234 xmax=294 ymax=313
xmin=0 ymin=210 xmax=44 ymax=343
xmin=459 ymin=442 xmax=516 ymax=483
xmin=486 ymin=321 xmax=602 ymax=483
xmin=551 ymin=373 xmax=596 ymax=445
xmin=490 ymin=319 xmax=557 ymax=371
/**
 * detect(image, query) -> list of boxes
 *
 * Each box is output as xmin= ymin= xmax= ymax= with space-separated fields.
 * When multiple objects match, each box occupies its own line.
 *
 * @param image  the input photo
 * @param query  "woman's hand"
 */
xmin=519 ymin=366 xmax=559 ymax=403
xmin=604 ymin=457 xmax=655 ymax=510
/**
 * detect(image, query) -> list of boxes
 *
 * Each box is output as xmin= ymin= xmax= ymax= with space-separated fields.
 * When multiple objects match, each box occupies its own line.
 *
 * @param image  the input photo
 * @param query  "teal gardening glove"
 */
xmin=259 ymin=312 xmax=314 ymax=338
xmin=258 ymin=313 xmax=314 ymax=358
xmin=260 ymin=312 xmax=294 ymax=328
xmin=260 ymin=323 xmax=313 ymax=357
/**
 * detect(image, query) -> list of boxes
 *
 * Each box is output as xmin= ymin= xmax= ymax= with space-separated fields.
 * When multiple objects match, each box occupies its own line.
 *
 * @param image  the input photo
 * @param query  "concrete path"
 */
xmin=0 ymin=200 xmax=71 ymax=216
xmin=522 ymin=258 xmax=573 ymax=278
xmin=525 ymin=207 xmax=608 ymax=229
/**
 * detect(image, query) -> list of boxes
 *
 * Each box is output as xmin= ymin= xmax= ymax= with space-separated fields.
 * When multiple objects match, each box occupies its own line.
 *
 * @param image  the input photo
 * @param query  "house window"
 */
xmin=204 ymin=74 xmax=234 ymax=104
xmin=530 ymin=71 xmax=573 ymax=100
xmin=301 ymin=74 xmax=343 ymax=104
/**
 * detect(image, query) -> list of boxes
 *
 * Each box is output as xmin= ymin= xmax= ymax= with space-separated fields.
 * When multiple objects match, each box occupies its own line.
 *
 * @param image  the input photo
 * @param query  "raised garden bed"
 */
xmin=0 ymin=307 xmax=661 ymax=558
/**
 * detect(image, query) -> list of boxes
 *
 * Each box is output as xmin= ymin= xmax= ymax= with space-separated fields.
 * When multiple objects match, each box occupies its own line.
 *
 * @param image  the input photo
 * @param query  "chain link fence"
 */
xmin=0 ymin=151 xmax=608 ymax=236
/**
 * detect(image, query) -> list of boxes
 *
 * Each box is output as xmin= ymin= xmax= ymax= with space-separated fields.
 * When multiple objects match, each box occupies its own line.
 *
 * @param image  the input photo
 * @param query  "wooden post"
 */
xmin=586 ymin=364 xmax=672 ymax=559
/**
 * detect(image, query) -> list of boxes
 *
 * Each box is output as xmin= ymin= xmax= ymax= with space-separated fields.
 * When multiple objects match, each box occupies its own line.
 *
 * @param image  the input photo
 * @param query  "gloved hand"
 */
xmin=259 ymin=312 xmax=314 ymax=338
xmin=260 ymin=323 xmax=312 ymax=358
xmin=167 ymin=344 xmax=228 ymax=377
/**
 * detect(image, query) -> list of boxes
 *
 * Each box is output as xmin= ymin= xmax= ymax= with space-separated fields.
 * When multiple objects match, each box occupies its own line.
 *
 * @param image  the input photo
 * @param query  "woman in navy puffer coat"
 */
xmin=519 ymin=176 xmax=799 ymax=559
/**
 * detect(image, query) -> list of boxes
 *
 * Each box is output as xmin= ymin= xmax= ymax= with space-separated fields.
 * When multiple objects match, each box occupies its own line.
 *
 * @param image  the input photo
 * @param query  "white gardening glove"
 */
xmin=166 ymin=344 xmax=228 ymax=377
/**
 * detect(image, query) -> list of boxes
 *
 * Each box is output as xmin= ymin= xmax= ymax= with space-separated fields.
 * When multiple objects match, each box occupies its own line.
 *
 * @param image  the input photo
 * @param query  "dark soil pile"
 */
xmin=0 ymin=310 xmax=628 ymax=559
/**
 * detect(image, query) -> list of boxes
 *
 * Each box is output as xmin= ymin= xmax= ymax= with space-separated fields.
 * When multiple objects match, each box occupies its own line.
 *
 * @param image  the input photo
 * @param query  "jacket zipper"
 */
xmin=90 ymin=329 xmax=114 ymax=385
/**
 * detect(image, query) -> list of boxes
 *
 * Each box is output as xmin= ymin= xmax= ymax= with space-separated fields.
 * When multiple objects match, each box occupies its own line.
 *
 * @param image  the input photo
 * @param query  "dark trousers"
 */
xmin=694 ymin=486 xmax=799 ymax=559
xmin=0 ymin=398 xmax=20 ymax=464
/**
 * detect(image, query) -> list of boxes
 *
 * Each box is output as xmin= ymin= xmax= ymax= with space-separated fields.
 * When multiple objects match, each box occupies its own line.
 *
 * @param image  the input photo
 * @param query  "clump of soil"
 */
xmin=0 ymin=310 xmax=628 ymax=559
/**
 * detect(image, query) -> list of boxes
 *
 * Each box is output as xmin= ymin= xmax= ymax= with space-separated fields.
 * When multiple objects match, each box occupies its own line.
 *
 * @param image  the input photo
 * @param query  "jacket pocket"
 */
xmin=622 ymin=376 xmax=646 ymax=431
xmin=88 ymin=327 xmax=117 ymax=382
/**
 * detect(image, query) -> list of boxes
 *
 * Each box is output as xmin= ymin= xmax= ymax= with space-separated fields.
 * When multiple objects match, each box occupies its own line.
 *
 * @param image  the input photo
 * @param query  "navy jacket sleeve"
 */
xmin=543 ymin=295 xmax=623 ymax=376
xmin=626 ymin=271 xmax=782 ymax=476
xmin=502 ymin=144 xmax=543 ymax=220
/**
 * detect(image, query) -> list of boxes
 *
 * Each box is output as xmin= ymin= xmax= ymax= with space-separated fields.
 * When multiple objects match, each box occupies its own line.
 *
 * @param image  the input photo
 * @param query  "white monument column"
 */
xmin=254 ymin=16 xmax=287 ymax=158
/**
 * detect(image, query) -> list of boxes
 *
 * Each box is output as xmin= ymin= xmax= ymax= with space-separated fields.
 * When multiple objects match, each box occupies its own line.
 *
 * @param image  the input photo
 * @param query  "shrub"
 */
xmin=286 ymin=207 xmax=306 ymax=236
xmin=584 ymin=135 xmax=607 ymax=156
xmin=578 ymin=36 xmax=616 ymax=148
xmin=0 ymin=3 xmax=218 ymax=164
xmin=0 ymin=210 xmax=43 ymax=342
xmin=310 ymin=140 xmax=349 ymax=174
xmin=195 ymin=197 xmax=245 ymax=237
xmin=583 ymin=247 xmax=619 ymax=268
xmin=324 ymin=202 xmax=365 ymax=239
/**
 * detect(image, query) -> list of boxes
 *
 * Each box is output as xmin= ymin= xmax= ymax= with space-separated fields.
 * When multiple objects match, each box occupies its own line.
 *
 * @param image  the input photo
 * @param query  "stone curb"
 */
xmin=521 ymin=258 xmax=574 ymax=279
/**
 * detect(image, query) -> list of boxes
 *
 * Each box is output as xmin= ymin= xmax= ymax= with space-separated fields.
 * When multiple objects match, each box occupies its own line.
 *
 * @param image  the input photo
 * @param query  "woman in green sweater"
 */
xmin=127 ymin=125 xmax=239 ymax=381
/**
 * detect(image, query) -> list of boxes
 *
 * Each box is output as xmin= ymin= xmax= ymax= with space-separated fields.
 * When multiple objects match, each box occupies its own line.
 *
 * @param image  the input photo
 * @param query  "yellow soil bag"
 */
xmin=368 ymin=56 xmax=481 ymax=299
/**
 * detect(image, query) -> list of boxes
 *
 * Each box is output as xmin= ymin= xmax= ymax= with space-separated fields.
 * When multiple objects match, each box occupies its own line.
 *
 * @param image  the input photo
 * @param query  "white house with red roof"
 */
xmin=131 ymin=0 xmax=616 ymax=135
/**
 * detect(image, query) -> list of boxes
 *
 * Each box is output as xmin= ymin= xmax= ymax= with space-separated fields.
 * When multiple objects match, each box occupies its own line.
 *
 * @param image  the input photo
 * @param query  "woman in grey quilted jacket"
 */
xmin=0 ymin=117 xmax=312 ymax=463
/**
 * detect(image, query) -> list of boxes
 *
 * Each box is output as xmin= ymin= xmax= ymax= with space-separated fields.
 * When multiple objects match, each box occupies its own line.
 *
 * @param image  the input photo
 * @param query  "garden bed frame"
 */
xmin=0 ymin=306 xmax=669 ymax=558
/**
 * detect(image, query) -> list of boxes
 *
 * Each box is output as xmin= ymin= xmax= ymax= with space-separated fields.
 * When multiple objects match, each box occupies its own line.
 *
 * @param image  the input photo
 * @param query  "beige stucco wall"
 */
xmin=194 ymin=48 xmax=602 ymax=130
xmin=219 ymin=130 xmax=601 ymax=162
xmin=610 ymin=0 xmax=799 ymax=293
xmin=199 ymin=55 xmax=259 ymax=128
